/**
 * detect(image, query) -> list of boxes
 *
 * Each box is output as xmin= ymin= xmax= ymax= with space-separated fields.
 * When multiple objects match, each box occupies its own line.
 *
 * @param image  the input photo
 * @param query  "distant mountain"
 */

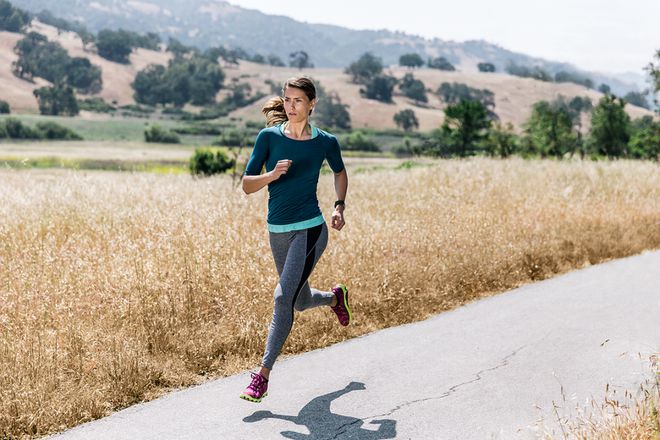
xmin=11 ymin=0 xmax=644 ymax=95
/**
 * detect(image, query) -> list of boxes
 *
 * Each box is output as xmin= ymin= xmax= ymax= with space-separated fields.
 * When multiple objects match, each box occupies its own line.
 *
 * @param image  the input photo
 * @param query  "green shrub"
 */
xmin=79 ymin=97 xmax=115 ymax=113
xmin=392 ymin=138 xmax=414 ymax=157
xmin=0 ymin=100 xmax=10 ymax=114
xmin=36 ymin=122 xmax=83 ymax=140
xmin=172 ymin=124 xmax=223 ymax=135
xmin=214 ymin=129 xmax=250 ymax=147
xmin=1 ymin=118 xmax=42 ymax=139
xmin=120 ymin=104 xmax=154 ymax=114
xmin=245 ymin=120 xmax=264 ymax=130
xmin=189 ymin=148 xmax=235 ymax=176
xmin=0 ymin=118 xmax=83 ymax=140
xmin=33 ymin=85 xmax=79 ymax=116
xmin=341 ymin=131 xmax=381 ymax=152
xmin=162 ymin=107 xmax=186 ymax=115
xmin=144 ymin=125 xmax=180 ymax=144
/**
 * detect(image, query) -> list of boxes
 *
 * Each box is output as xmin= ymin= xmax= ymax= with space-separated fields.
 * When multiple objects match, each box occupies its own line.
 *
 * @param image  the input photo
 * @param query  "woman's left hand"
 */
xmin=331 ymin=208 xmax=345 ymax=231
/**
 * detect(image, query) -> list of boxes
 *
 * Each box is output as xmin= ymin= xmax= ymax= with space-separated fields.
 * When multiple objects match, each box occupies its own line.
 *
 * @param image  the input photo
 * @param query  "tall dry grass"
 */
xmin=0 ymin=158 xmax=659 ymax=438
xmin=546 ymin=354 xmax=659 ymax=439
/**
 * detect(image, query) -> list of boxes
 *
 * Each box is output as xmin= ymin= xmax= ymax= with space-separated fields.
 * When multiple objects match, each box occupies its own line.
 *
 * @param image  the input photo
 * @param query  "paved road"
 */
xmin=48 ymin=251 xmax=660 ymax=440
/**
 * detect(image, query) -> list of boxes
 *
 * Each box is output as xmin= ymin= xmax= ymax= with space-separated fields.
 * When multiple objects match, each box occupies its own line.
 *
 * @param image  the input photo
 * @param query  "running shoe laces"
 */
xmin=331 ymin=284 xmax=352 ymax=326
xmin=240 ymin=372 xmax=268 ymax=402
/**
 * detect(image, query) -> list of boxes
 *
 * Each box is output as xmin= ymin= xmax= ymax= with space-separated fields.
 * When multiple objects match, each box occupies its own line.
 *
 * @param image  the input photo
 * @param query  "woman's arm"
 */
xmin=331 ymin=168 xmax=348 ymax=231
xmin=242 ymin=159 xmax=292 ymax=194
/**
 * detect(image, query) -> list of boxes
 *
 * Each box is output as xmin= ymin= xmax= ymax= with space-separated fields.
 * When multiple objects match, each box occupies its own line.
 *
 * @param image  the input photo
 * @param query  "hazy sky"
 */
xmin=228 ymin=0 xmax=659 ymax=75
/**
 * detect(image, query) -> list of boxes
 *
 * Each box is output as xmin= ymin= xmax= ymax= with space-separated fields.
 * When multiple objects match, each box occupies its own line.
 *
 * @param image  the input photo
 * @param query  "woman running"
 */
xmin=240 ymin=76 xmax=352 ymax=403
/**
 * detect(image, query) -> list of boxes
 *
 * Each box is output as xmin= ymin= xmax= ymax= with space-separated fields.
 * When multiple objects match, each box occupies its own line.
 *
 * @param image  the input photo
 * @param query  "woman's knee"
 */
xmin=273 ymin=285 xmax=291 ymax=309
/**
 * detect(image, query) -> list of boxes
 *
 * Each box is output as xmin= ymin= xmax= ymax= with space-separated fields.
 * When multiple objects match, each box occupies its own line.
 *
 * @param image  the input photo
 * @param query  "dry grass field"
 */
xmin=0 ymin=158 xmax=659 ymax=438
xmin=547 ymin=358 xmax=659 ymax=439
xmin=0 ymin=140 xmax=192 ymax=162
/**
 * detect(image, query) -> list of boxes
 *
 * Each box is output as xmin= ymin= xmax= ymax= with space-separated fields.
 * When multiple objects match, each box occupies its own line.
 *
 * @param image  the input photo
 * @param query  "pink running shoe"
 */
xmin=331 ymin=284 xmax=352 ymax=326
xmin=240 ymin=372 xmax=268 ymax=403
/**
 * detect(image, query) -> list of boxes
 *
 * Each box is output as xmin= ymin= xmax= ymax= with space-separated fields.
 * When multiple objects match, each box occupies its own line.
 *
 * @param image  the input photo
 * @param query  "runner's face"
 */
xmin=283 ymin=87 xmax=315 ymax=124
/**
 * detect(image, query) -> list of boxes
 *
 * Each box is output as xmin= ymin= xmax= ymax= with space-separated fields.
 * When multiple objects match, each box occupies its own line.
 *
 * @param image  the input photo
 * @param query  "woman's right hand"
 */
xmin=270 ymin=159 xmax=292 ymax=180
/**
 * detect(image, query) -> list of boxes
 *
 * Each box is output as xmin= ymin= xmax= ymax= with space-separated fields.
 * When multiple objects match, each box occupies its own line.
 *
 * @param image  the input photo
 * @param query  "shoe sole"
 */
xmin=239 ymin=392 xmax=268 ymax=403
xmin=337 ymin=284 xmax=352 ymax=326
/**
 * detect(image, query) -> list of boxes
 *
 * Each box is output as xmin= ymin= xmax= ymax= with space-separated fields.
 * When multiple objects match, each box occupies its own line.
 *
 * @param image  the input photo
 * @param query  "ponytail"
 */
xmin=262 ymin=96 xmax=288 ymax=127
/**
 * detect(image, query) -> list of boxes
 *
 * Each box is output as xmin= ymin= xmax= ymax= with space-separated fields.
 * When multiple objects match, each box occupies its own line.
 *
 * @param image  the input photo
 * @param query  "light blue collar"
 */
xmin=279 ymin=123 xmax=319 ymax=139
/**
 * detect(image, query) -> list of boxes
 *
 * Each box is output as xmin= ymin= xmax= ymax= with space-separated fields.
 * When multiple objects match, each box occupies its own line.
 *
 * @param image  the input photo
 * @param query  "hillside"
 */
xmin=0 ymin=21 xmax=171 ymax=112
xmin=11 ymin=0 xmax=644 ymax=95
xmin=223 ymin=63 xmax=653 ymax=132
xmin=0 ymin=22 xmax=653 ymax=130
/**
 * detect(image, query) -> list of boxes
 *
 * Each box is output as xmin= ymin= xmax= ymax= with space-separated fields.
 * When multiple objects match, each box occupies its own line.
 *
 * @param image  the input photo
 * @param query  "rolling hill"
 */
xmin=10 ymin=0 xmax=645 ymax=96
xmin=0 ymin=21 xmax=653 ymax=131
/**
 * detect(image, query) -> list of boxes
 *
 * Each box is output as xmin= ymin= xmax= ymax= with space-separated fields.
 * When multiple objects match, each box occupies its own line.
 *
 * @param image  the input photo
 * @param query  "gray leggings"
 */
xmin=262 ymin=222 xmax=334 ymax=369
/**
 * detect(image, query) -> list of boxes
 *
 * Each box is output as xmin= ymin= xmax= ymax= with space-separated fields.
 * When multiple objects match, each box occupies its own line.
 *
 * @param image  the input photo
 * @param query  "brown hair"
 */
xmin=261 ymin=76 xmax=317 ymax=127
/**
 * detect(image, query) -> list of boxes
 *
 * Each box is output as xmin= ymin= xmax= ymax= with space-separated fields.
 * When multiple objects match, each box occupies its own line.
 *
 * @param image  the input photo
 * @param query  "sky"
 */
xmin=228 ymin=0 xmax=659 ymax=76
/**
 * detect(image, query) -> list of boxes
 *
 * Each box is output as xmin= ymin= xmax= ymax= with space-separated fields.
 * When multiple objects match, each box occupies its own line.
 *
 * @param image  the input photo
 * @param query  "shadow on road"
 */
xmin=243 ymin=381 xmax=396 ymax=439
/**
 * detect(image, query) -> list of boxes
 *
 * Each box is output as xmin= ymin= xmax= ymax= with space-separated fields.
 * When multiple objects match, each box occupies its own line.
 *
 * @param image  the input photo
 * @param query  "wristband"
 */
xmin=334 ymin=200 xmax=345 ymax=208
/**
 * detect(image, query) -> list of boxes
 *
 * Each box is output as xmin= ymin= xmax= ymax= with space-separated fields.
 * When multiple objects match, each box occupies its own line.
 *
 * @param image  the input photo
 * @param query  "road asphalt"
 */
xmin=47 ymin=250 xmax=659 ymax=439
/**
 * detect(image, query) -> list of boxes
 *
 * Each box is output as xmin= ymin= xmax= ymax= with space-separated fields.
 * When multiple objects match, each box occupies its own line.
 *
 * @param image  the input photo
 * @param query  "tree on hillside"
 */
xmin=394 ymin=109 xmax=419 ymax=132
xmin=0 ymin=0 xmax=31 ymax=32
xmin=0 ymin=100 xmax=10 ymax=114
xmin=135 ymin=32 xmax=161 ymax=51
xmin=399 ymin=73 xmax=427 ymax=104
xmin=477 ymin=62 xmax=496 ymax=73
xmin=436 ymin=82 xmax=495 ymax=113
xmin=567 ymin=96 xmax=593 ymax=156
xmin=399 ymin=53 xmax=424 ymax=69
xmin=35 ymin=9 xmax=98 ymax=54
xmin=13 ymin=32 xmax=102 ymax=94
xmin=361 ymin=74 xmax=398 ymax=103
xmin=484 ymin=122 xmax=517 ymax=158
xmin=289 ymin=51 xmax=313 ymax=69
xmin=554 ymin=71 xmax=594 ymax=88
xmin=314 ymin=83 xmax=351 ymax=130
xmin=167 ymin=37 xmax=193 ymax=56
xmin=12 ymin=32 xmax=49 ymax=80
xmin=598 ymin=84 xmax=611 ymax=94
xmin=79 ymin=29 xmax=96 ymax=51
xmin=568 ymin=96 xmax=593 ymax=115
xmin=623 ymin=91 xmax=650 ymax=109
xmin=267 ymin=54 xmax=285 ymax=67
xmin=66 ymin=57 xmax=103 ymax=94
xmin=4 ymin=9 xmax=24 ymax=32
xmin=506 ymin=62 xmax=552 ymax=82
xmin=428 ymin=57 xmax=455 ymax=71
xmin=33 ymin=85 xmax=79 ymax=116
xmin=96 ymin=29 xmax=134 ymax=64
xmin=185 ymin=57 xmax=225 ymax=105
xmin=523 ymin=100 xmax=577 ymax=158
xmin=226 ymin=81 xmax=254 ymax=107
xmin=132 ymin=64 xmax=167 ymax=105
xmin=589 ymin=95 xmax=631 ymax=157
xmin=442 ymin=100 xmax=490 ymax=156
xmin=132 ymin=56 xmax=224 ymax=107
xmin=345 ymin=52 xmax=383 ymax=84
